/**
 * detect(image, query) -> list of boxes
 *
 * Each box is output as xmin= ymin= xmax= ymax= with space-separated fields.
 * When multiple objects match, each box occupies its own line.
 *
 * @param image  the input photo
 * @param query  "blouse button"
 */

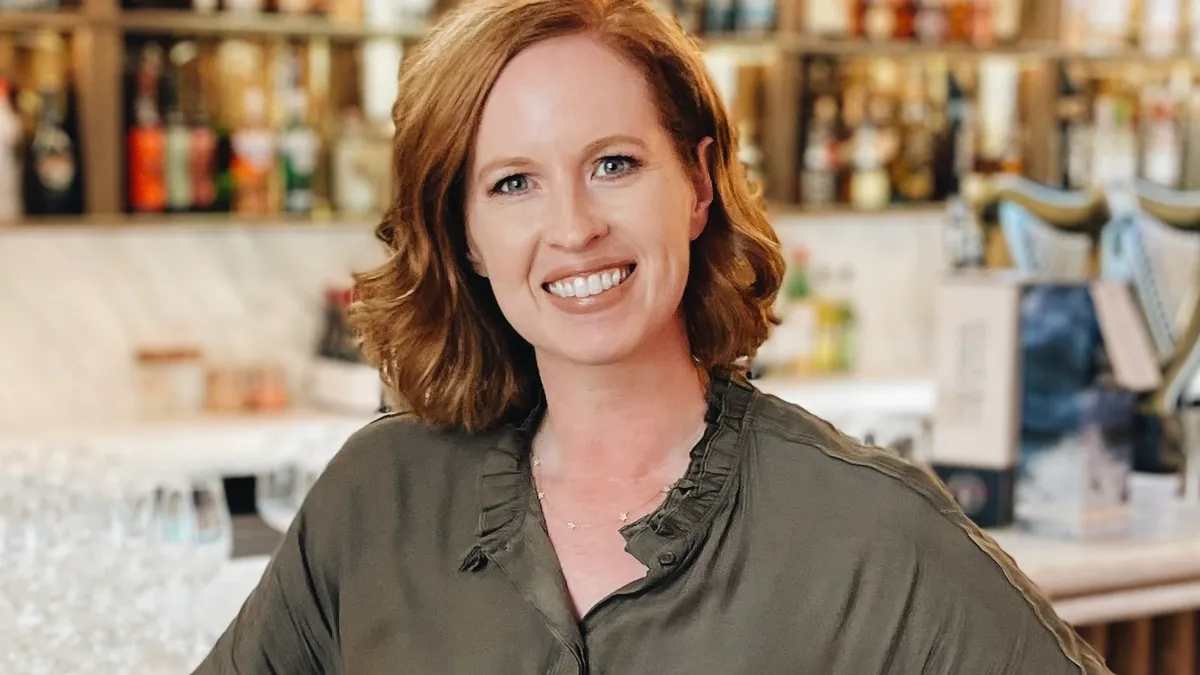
xmin=657 ymin=551 xmax=678 ymax=566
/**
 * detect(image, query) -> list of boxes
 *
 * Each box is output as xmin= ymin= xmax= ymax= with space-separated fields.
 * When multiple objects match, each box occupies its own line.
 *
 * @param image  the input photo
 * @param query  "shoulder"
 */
xmin=321 ymin=412 xmax=488 ymax=483
xmin=299 ymin=412 xmax=493 ymax=533
xmin=746 ymin=389 xmax=957 ymax=525
xmin=744 ymin=389 xmax=1104 ymax=673
xmin=746 ymin=388 xmax=1002 ymax=564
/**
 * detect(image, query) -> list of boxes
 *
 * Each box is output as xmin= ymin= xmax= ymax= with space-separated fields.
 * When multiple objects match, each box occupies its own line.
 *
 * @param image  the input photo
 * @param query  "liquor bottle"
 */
xmin=805 ymin=0 xmax=851 ymax=37
xmin=736 ymin=0 xmax=777 ymax=34
xmin=231 ymin=87 xmax=276 ymax=215
xmin=128 ymin=43 xmax=166 ymax=214
xmin=893 ymin=68 xmax=935 ymax=202
xmin=971 ymin=0 xmax=996 ymax=46
xmin=1089 ymin=0 xmax=1133 ymax=53
xmin=24 ymin=32 xmax=80 ymax=217
xmin=801 ymin=95 xmax=841 ymax=206
xmin=1141 ymin=0 xmax=1181 ymax=56
xmin=279 ymin=91 xmax=319 ymax=215
xmin=915 ymin=0 xmax=949 ymax=43
xmin=946 ymin=0 xmax=973 ymax=42
xmin=164 ymin=107 xmax=192 ymax=212
xmin=893 ymin=0 xmax=917 ymax=40
xmin=705 ymin=0 xmax=738 ymax=34
xmin=0 ymin=77 xmax=21 ymax=223
xmin=992 ymin=0 xmax=1022 ymax=43
xmin=943 ymin=66 xmax=978 ymax=198
xmin=859 ymin=0 xmax=897 ymax=41
xmin=23 ymin=91 xmax=78 ymax=215
xmin=190 ymin=109 xmax=219 ymax=212
xmin=332 ymin=108 xmax=377 ymax=214
xmin=839 ymin=80 xmax=867 ymax=203
xmin=1060 ymin=0 xmax=1088 ymax=52
xmin=849 ymin=95 xmax=895 ymax=210
xmin=781 ymin=248 xmax=817 ymax=375
xmin=1057 ymin=64 xmax=1093 ymax=190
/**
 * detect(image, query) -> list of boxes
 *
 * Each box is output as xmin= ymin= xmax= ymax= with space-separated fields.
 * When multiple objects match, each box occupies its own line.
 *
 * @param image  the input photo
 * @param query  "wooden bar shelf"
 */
xmin=0 ymin=9 xmax=87 ymax=31
xmin=117 ymin=10 xmax=428 ymax=41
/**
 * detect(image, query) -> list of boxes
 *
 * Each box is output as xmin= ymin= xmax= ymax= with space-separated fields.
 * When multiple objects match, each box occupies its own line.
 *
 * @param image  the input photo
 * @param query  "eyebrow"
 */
xmin=473 ymin=134 xmax=649 ymax=184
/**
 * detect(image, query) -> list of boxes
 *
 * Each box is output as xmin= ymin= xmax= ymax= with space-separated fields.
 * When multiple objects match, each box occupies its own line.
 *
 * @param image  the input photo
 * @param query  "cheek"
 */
xmin=466 ymin=208 xmax=540 ymax=289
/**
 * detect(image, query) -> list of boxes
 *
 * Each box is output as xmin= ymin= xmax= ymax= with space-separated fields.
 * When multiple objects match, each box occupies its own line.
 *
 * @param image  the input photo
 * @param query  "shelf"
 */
xmin=0 ymin=9 xmax=86 ymax=31
xmin=778 ymin=36 xmax=1064 ymax=60
xmin=118 ymin=10 xmax=428 ymax=40
xmin=0 ymin=212 xmax=381 ymax=230
xmin=770 ymin=201 xmax=948 ymax=223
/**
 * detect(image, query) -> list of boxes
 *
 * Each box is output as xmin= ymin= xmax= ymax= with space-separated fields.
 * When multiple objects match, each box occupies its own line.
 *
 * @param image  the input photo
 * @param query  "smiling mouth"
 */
xmin=542 ymin=264 xmax=637 ymax=299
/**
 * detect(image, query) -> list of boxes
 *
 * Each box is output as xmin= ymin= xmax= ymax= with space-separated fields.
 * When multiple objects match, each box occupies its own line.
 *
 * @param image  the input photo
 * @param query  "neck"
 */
xmin=534 ymin=317 xmax=707 ymax=479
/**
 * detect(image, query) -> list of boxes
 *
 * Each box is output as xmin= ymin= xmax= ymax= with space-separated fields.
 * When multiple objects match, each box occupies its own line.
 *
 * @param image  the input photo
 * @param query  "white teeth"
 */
xmin=545 ymin=265 xmax=633 ymax=299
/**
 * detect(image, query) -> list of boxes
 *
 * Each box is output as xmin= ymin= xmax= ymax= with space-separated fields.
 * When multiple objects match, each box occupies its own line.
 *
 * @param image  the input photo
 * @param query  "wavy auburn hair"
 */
xmin=351 ymin=0 xmax=785 ymax=432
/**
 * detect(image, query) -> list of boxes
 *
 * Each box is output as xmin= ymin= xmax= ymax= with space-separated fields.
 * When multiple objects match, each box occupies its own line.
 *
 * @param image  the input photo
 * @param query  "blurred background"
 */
xmin=2 ymin=0 xmax=1200 ymax=672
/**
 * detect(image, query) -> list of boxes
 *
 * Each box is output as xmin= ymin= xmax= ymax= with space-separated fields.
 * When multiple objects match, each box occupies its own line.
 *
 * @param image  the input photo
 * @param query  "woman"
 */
xmin=194 ymin=1 xmax=1109 ymax=673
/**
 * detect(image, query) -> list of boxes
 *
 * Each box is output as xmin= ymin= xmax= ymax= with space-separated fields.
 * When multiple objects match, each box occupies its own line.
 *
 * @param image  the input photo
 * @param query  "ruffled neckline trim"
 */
xmin=462 ymin=368 xmax=755 ymax=568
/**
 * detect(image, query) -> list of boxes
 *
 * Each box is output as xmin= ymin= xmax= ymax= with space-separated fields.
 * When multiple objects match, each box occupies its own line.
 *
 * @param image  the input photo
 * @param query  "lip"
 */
xmin=541 ymin=257 xmax=637 ymax=286
xmin=541 ymin=264 xmax=638 ymax=316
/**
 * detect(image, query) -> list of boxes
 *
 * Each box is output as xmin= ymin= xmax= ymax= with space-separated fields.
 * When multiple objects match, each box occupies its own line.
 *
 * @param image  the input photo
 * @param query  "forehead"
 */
xmin=473 ymin=34 xmax=662 ymax=160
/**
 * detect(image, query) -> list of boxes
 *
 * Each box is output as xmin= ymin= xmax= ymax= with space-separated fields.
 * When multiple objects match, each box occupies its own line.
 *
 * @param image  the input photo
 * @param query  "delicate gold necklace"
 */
xmin=531 ymin=455 xmax=677 ymax=530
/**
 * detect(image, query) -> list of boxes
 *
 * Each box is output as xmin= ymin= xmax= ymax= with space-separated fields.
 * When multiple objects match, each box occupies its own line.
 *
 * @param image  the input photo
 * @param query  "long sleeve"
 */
xmin=191 ymin=506 xmax=339 ymax=675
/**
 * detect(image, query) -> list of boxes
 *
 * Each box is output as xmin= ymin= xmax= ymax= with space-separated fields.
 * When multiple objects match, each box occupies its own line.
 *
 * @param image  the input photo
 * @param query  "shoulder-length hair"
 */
xmin=351 ymin=0 xmax=785 ymax=432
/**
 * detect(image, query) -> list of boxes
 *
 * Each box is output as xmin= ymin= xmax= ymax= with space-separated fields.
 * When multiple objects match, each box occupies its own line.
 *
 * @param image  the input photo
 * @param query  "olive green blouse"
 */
xmin=193 ymin=371 xmax=1111 ymax=674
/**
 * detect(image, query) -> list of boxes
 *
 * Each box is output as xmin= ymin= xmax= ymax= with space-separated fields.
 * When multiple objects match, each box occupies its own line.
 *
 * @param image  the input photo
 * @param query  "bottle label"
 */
xmin=233 ymin=130 xmax=276 ymax=172
xmin=190 ymin=128 xmax=218 ymax=207
xmin=37 ymin=128 xmax=75 ymax=193
xmin=852 ymin=169 xmax=891 ymax=210
xmin=282 ymin=129 xmax=320 ymax=176
xmin=128 ymin=128 xmax=166 ymax=211
xmin=801 ymin=171 xmax=837 ymax=206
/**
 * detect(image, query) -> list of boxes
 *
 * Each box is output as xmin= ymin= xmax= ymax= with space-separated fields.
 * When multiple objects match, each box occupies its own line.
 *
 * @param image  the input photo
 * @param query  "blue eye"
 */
xmin=492 ymin=174 xmax=529 ymax=195
xmin=594 ymin=155 xmax=640 ymax=178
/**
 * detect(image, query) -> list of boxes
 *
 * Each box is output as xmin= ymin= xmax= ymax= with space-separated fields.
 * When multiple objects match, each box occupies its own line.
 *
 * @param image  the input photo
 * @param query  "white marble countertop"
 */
xmin=1 ymin=408 xmax=377 ymax=476
xmin=990 ymin=529 xmax=1200 ymax=599
xmin=752 ymin=375 xmax=937 ymax=420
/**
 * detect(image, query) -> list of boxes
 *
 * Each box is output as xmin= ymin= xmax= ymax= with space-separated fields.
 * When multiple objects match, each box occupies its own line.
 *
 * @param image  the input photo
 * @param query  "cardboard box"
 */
xmin=931 ymin=272 xmax=1161 ymax=538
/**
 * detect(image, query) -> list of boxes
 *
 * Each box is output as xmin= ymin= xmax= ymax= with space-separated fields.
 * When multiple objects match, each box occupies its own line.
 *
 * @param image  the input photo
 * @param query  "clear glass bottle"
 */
xmin=332 ymin=108 xmax=377 ymax=214
xmin=231 ymin=87 xmax=277 ymax=215
xmin=0 ymin=77 xmax=22 ymax=223
xmin=280 ymin=91 xmax=320 ymax=215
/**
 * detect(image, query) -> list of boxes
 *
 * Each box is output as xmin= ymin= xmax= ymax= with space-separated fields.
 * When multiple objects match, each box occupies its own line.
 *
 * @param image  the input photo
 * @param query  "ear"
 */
xmin=689 ymin=137 xmax=715 ymax=241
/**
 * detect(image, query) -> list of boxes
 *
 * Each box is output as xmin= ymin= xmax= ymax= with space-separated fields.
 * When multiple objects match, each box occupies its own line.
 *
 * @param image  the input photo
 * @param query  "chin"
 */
xmin=537 ymin=325 xmax=650 ymax=368
xmin=552 ymin=336 xmax=644 ymax=367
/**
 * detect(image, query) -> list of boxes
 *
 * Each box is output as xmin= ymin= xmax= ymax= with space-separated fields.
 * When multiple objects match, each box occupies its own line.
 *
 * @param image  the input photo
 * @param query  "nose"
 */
xmin=545 ymin=182 xmax=608 ymax=250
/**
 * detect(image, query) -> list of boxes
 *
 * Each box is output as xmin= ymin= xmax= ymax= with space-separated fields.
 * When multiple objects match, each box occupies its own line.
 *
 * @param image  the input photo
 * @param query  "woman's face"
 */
xmin=465 ymin=34 xmax=713 ymax=369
